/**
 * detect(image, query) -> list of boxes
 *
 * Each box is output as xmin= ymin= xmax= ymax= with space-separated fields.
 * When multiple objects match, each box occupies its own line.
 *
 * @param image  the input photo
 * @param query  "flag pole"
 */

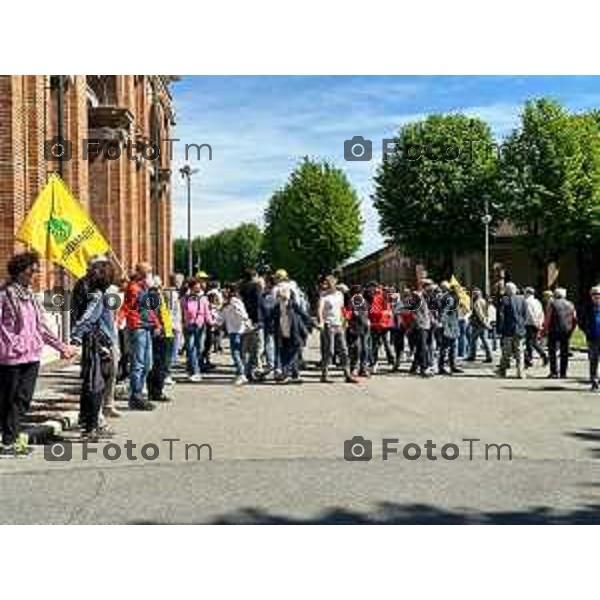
xmin=108 ymin=247 xmax=126 ymax=279
xmin=56 ymin=75 xmax=70 ymax=344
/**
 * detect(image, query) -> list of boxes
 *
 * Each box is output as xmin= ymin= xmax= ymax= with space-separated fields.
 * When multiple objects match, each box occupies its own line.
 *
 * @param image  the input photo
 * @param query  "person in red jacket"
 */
xmin=122 ymin=262 xmax=160 ymax=410
xmin=365 ymin=282 xmax=394 ymax=373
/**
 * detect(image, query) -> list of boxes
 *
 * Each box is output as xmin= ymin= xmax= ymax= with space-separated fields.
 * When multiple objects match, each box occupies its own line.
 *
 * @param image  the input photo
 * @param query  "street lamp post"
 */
xmin=179 ymin=164 xmax=198 ymax=277
xmin=482 ymin=195 xmax=492 ymax=297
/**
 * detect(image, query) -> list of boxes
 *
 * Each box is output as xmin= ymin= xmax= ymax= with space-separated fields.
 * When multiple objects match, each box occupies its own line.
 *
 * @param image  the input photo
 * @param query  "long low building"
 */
xmin=342 ymin=221 xmax=581 ymax=294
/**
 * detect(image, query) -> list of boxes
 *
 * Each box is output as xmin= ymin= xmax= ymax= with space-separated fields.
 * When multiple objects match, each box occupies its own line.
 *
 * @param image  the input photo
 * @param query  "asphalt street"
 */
xmin=2 ymin=341 xmax=600 ymax=524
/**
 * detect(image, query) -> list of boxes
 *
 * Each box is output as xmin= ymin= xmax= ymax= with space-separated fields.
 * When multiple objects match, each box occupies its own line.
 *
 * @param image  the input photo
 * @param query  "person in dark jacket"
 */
xmin=273 ymin=285 xmax=312 ymax=383
xmin=71 ymin=261 xmax=116 ymax=439
xmin=578 ymin=285 xmax=600 ymax=391
xmin=239 ymin=268 xmax=262 ymax=380
xmin=258 ymin=276 xmax=277 ymax=377
xmin=344 ymin=285 xmax=371 ymax=377
xmin=409 ymin=289 xmax=433 ymax=377
xmin=544 ymin=288 xmax=577 ymax=379
xmin=496 ymin=282 xmax=527 ymax=378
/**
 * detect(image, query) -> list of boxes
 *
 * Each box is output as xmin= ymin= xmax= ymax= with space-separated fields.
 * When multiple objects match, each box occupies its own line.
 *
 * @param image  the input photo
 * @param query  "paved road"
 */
xmin=2 ymin=342 xmax=600 ymax=523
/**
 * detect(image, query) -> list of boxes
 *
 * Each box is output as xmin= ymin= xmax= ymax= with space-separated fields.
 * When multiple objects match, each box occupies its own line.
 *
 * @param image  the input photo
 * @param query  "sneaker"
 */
xmin=164 ymin=376 xmax=175 ymax=386
xmin=591 ymin=380 xmax=599 ymax=391
xmin=13 ymin=433 xmax=32 ymax=457
xmin=516 ymin=370 xmax=527 ymax=379
xmin=234 ymin=375 xmax=247 ymax=386
xmin=189 ymin=373 xmax=202 ymax=383
xmin=484 ymin=357 xmax=494 ymax=363
xmin=345 ymin=374 xmax=360 ymax=384
xmin=129 ymin=401 xmax=156 ymax=411
xmin=277 ymin=376 xmax=291 ymax=385
xmin=103 ymin=407 xmax=122 ymax=419
xmin=0 ymin=445 xmax=15 ymax=458
xmin=95 ymin=425 xmax=115 ymax=438
xmin=450 ymin=366 xmax=464 ymax=374
xmin=438 ymin=367 xmax=451 ymax=376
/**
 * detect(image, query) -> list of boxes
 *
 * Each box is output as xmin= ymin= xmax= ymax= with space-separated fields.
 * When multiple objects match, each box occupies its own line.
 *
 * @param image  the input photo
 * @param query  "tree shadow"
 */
xmin=130 ymin=501 xmax=600 ymax=524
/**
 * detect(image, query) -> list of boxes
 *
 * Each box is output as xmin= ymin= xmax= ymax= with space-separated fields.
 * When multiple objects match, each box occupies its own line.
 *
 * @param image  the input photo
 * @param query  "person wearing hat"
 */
xmin=578 ymin=285 xmax=600 ymax=391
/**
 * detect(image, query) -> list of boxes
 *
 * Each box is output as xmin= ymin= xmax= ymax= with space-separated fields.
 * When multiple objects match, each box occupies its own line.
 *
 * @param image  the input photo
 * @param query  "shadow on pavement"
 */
xmin=130 ymin=501 xmax=600 ymax=524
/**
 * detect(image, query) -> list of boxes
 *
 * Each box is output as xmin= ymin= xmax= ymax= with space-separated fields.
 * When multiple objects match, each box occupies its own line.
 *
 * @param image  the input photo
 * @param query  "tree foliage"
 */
xmin=173 ymin=222 xmax=263 ymax=282
xmin=498 ymin=98 xmax=600 ymax=270
xmin=263 ymin=158 xmax=363 ymax=289
xmin=373 ymin=114 xmax=499 ymax=276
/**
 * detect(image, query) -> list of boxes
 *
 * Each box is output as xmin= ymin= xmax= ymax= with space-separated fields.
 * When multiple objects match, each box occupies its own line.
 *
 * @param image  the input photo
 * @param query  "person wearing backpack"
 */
xmin=545 ymin=288 xmax=577 ymax=379
xmin=71 ymin=261 xmax=117 ymax=439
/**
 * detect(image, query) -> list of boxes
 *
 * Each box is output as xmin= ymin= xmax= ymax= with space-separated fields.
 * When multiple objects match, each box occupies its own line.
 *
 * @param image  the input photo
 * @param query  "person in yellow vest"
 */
xmin=146 ymin=276 xmax=174 ymax=403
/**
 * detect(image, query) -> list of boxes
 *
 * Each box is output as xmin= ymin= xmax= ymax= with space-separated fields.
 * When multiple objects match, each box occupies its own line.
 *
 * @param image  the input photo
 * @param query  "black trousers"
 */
xmin=548 ymin=331 xmax=571 ymax=377
xmin=117 ymin=329 xmax=131 ymax=382
xmin=391 ymin=327 xmax=405 ymax=363
xmin=148 ymin=335 xmax=170 ymax=402
xmin=438 ymin=336 xmax=457 ymax=370
xmin=525 ymin=325 xmax=547 ymax=365
xmin=348 ymin=329 xmax=370 ymax=373
xmin=370 ymin=329 xmax=394 ymax=365
xmin=0 ymin=362 xmax=40 ymax=445
xmin=411 ymin=328 xmax=429 ymax=374
xmin=279 ymin=336 xmax=300 ymax=378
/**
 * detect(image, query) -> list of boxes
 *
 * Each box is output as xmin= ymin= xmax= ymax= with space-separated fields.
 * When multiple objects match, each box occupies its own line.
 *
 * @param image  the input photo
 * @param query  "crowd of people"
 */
xmin=1 ymin=248 xmax=600 ymax=457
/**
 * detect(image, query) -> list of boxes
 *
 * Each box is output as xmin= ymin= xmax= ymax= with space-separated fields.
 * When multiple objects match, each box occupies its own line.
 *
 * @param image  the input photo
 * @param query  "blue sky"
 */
xmin=170 ymin=75 xmax=600 ymax=259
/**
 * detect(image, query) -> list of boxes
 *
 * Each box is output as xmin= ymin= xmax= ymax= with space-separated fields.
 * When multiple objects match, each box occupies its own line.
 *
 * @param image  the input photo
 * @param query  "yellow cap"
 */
xmin=196 ymin=270 xmax=209 ymax=279
xmin=274 ymin=268 xmax=288 ymax=281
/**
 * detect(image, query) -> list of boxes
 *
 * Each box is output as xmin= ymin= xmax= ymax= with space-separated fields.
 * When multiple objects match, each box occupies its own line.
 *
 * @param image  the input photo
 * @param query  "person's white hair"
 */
xmin=504 ymin=281 xmax=517 ymax=296
xmin=554 ymin=287 xmax=567 ymax=299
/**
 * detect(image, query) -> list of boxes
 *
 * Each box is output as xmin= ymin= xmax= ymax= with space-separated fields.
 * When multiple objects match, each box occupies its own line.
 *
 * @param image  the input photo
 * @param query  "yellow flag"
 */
xmin=449 ymin=275 xmax=471 ymax=311
xmin=16 ymin=173 xmax=110 ymax=279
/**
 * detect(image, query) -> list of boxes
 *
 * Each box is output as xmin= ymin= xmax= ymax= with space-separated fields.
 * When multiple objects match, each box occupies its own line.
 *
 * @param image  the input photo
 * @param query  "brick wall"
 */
xmin=0 ymin=74 xmax=175 ymax=286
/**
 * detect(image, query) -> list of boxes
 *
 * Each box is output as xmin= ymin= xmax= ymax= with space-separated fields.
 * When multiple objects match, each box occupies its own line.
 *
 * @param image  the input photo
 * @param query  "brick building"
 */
xmin=341 ymin=245 xmax=424 ymax=289
xmin=0 ymin=75 xmax=176 ymax=287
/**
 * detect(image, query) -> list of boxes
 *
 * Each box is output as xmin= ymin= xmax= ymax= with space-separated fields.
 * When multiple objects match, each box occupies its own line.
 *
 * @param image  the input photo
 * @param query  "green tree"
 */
xmin=172 ymin=222 xmax=263 ymax=282
xmin=263 ymin=158 xmax=363 ymax=290
xmin=498 ymin=99 xmax=600 ymax=293
xmin=373 ymin=114 xmax=498 ymax=278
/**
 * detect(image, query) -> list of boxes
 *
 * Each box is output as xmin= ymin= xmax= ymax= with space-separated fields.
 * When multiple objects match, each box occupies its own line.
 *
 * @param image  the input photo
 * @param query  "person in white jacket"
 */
xmin=524 ymin=287 xmax=548 ymax=368
xmin=218 ymin=284 xmax=251 ymax=385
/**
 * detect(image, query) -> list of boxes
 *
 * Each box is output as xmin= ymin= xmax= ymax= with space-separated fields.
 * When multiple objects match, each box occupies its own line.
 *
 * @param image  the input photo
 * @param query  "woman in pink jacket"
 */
xmin=182 ymin=277 xmax=214 ymax=381
xmin=0 ymin=251 xmax=75 ymax=457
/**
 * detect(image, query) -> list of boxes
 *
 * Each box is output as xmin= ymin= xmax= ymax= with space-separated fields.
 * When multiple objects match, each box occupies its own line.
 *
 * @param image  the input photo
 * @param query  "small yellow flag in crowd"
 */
xmin=449 ymin=274 xmax=471 ymax=311
xmin=16 ymin=173 xmax=110 ymax=278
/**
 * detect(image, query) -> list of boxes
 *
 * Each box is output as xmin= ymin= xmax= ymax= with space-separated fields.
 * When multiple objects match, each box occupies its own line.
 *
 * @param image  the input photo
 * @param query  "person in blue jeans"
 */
xmin=218 ymin=284 xmax=250 ymax=385
xmin=122 ymin=262 xmax=159 ymax=410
